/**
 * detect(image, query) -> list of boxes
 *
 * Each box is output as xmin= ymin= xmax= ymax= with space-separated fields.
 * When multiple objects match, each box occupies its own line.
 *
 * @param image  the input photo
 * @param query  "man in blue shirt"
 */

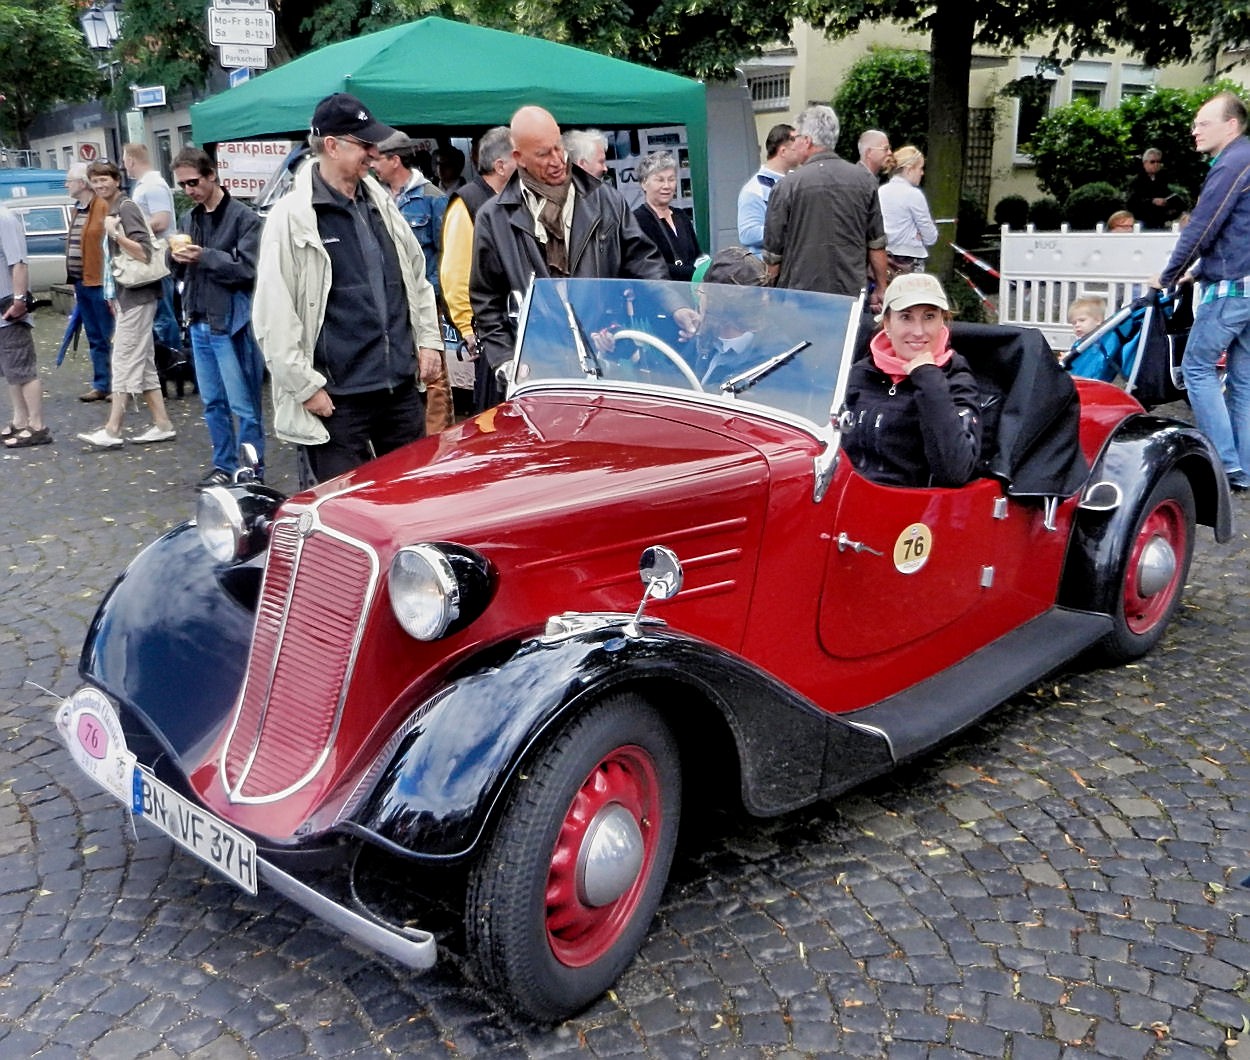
xmin=375 ymin=132 xmax=452 ymax=433
xmin=1158 ymin=91 xmax=1250 ymax=490
xmin=736 ymin=124 xmax=800 ymax=257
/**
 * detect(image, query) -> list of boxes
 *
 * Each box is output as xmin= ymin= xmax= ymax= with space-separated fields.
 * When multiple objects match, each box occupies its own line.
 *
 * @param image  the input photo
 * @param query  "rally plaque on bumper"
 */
xmin=57 ymin=688 xmax=258 ymax=895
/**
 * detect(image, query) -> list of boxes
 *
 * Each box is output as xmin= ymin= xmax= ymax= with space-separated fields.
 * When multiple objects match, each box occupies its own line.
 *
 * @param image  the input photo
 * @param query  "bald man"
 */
xmin=470 ymin=105 xmax=669 ymax=407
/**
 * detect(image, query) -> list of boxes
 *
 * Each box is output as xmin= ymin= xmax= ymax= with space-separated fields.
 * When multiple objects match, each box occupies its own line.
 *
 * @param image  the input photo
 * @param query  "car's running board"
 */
xmin=845 ymin=608 xmax=1113 ymax=764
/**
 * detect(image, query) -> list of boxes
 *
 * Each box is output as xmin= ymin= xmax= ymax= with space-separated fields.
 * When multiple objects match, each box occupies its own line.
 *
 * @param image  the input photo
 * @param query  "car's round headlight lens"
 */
xmin=390 ymin=545 xmax=461 ymax=640
xmin=196 ymin=487 xmax=244 ymax=563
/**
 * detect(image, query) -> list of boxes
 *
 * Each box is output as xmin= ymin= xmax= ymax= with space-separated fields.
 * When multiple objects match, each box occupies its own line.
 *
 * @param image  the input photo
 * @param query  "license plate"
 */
xmin=132 ymin=769 xmax=258 ymax=895
xmin=59 ymin=690 xmax=258 ymax=895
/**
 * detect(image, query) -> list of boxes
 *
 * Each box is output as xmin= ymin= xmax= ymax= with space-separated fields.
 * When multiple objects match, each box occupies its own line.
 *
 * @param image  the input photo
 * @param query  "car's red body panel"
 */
xmin=186 ymin=378 xmax=1139 ymax=841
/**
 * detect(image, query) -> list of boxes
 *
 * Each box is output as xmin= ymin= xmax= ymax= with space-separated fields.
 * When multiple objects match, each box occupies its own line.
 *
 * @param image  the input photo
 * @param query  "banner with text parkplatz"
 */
xmin=215 ymin=140 xmax=296 ymax=199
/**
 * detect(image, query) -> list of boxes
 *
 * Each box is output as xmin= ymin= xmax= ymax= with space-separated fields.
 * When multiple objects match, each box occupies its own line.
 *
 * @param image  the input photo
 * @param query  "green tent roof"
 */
xmin=191 ymin=16 xmax=709 ymax=235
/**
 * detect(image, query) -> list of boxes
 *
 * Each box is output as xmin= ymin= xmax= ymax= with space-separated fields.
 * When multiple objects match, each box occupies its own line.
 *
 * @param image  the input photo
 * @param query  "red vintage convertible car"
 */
xmin=58 ymin=277 xmax=1231 ymax=1022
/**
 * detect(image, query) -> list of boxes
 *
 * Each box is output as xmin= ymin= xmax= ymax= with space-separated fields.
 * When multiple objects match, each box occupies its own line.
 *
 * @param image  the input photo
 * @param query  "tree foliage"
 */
xmin=456 ymin=0 xmax=799 ymax=79
xmin=1029 ymin=83 xmax=1250 ymax=204
xmin=1029 ymin=101 xmax=1132 ymax=203
xmin=0 ymin=1 xmax=97 ymax=146
xmin=831 ymin=47 xmax=929 ymax=157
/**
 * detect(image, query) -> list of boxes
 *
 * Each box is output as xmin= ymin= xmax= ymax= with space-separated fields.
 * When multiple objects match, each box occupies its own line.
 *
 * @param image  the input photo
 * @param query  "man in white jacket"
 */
xmin=252 ymin=93 xmax=443 ymax=486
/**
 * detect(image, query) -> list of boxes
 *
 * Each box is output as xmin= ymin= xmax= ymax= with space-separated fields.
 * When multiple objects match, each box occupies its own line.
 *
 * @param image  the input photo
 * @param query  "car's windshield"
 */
xmin=513 ymin=278 xmax=862 ymax=428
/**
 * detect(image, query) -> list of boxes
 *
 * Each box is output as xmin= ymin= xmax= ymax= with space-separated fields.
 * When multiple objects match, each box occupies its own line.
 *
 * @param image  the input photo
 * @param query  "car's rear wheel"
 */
xmin=465 ymin=693 xmax=680 ymax=1023
xmin=1095 ymin=468 xmax=1194 ymax=664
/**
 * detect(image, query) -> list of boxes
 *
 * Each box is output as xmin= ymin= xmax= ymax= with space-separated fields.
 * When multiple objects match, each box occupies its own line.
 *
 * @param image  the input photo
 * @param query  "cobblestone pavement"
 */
xmin=3 ymin=311 xmax=1250 ymax=1059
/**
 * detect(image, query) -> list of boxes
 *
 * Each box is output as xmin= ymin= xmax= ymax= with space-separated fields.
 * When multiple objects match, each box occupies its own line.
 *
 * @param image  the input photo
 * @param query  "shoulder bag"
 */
xmin=111 ymin=205 xmax=170 ymax=289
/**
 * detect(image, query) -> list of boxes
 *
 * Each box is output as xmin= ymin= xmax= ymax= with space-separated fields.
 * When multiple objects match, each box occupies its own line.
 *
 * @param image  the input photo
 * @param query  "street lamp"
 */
xmin=79 ymin=2 xmax=122 ymax=51
xmin=79 ymin=2 xmax=124 ymax=161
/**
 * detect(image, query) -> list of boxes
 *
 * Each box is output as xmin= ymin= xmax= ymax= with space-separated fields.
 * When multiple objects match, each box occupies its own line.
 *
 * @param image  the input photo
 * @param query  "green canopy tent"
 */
xmin=190 ymin=16 xmax=710 ymax=238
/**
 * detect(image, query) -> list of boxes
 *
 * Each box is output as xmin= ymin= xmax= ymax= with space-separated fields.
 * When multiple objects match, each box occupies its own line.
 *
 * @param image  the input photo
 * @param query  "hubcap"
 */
xmin=1123 ymin=500 xmax=1187 ymax=635
xmin=576 ymin=803 xmax=644 ymax=907
xmin=545 ymin=744 xmax=662 ymax=967
xmin=1136 ymin=536 xmax=1177 ymax=598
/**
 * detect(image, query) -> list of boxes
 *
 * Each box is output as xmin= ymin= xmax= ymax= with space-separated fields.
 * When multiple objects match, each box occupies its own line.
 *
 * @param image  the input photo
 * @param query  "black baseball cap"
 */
xmin=310 ymin=93 xmax=398 ymax=144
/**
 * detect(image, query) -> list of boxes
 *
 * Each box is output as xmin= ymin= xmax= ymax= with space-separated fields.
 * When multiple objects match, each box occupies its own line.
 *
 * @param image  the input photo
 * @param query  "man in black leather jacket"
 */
xmin=470 ymin=105 xmax=670 ymax=407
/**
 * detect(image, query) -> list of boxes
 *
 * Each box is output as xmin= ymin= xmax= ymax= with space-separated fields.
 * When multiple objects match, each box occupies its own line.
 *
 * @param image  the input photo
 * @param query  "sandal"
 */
xmin=4 ymin=426 xmax=52 ymax=448
xmin=0 ymin=423 xmax=21 ymax=439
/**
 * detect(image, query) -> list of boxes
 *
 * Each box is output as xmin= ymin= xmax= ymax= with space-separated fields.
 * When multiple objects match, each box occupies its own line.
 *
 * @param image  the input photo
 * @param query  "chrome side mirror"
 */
xmin=626 ymin=546 xmax=683 ymax=637
xmin=639 ymin=545 xmax=683 ymax=600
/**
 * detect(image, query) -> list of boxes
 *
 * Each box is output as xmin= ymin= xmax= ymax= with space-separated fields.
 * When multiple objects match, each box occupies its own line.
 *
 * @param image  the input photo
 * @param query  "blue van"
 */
xmin=0 ymin=168 xmax=70 ymax=199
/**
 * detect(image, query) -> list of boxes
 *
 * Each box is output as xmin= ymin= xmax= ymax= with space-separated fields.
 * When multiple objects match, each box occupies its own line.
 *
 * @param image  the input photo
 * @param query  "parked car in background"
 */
xmin=5 ymin=195 xmax=71 ymax=293
xmin=58 ymin=277 xmax=1232 ymax=1022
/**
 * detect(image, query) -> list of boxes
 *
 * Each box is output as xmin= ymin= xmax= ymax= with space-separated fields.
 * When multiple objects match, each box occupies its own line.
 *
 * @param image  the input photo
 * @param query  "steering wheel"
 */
xmin=609 ymin=329 xmax=704 ymax=392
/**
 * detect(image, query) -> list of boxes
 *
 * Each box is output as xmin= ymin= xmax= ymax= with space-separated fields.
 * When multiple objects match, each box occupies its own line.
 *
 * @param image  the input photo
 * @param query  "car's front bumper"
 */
xmin=56 ymin=685 xmax=437 ymax=971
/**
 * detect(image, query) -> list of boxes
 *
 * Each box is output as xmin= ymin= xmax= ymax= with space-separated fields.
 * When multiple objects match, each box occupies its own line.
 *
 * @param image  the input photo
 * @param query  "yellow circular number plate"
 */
xmin=893 ymin=523 xmax=932 ymax=574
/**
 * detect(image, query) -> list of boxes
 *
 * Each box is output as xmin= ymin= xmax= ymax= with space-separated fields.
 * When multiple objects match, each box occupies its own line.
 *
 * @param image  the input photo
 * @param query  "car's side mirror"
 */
xmin=639 ymin=545 xmax=683 ymax=600
xmin=625 ymin=546 xmax=683 ymax=637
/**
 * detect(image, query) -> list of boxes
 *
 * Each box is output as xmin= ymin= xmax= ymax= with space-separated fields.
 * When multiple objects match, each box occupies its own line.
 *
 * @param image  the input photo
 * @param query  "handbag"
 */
xmin=110 ymin=209 xmax=170 ymax=289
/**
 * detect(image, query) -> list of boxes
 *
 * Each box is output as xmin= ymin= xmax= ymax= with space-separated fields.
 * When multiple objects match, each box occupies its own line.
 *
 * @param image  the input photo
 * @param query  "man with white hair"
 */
xmin=563 ymin=129 xmax=608 ymax=179
xmin=857 ymin=129 xmax=892 ymax=178
xmin=762 ymin=105 xmax=889 ymax=308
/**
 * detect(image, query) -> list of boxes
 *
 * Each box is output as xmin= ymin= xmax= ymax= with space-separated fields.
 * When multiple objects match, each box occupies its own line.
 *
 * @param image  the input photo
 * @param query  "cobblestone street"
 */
xmin=3 ymin=310 xmax=1250 ymax=1058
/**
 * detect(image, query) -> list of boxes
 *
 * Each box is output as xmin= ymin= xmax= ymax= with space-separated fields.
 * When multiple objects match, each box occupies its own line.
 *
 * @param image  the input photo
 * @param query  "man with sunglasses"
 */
xmin=169 ymin=148 xmax=265 ymax=490
xmin=252 ymin=93 xmax=443 ymax=486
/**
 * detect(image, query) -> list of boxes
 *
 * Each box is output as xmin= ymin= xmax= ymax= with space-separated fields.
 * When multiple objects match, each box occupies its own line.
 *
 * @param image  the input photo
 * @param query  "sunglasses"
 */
xmin=177 ymin=177 xmax=203 ymax=189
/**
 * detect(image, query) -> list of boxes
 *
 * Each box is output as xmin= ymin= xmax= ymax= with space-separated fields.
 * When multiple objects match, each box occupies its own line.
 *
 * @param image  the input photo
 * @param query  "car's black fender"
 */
xmin=1058 ymin=414 xmax=1232 ymax=615
xmin=349 ymin=623 xmax=895 ymax=861
xmin=80 ymin=521 xmax=260 ymax=779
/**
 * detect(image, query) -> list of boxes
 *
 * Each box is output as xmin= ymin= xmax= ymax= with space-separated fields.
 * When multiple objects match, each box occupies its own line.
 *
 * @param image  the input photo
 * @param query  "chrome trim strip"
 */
xmin=220 ymin=503 xmax=381 ymax=805
xmin=510 ymin=378 xmax=839 ymax=446
xmin=258 ymin=859 xmax=436 ymax=970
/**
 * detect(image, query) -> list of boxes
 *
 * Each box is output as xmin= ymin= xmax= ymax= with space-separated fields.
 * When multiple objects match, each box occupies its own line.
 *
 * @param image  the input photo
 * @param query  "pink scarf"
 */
xmin=869 ymin=325 xmax=954 ymax=384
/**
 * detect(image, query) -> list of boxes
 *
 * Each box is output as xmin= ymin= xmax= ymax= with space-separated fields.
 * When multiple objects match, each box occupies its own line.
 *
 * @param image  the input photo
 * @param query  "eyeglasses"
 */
xmin=176 ymin=177 xmax=202 ymax=189
xmin=334 ymin=134 xmax=375 ymax=150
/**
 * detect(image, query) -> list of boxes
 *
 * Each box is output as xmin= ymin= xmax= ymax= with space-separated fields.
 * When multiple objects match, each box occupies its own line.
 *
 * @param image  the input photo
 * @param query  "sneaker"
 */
xmin=130 ymin=425 xmax=177 ymax=444
xmin=77 ymin=427 xmax=124 ymax=449
xmin=196 ymin=468 xmax=232 ymax=490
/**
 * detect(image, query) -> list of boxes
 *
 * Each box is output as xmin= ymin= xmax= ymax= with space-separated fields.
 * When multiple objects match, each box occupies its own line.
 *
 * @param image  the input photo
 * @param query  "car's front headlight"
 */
xmin=389 ymin=543 xmax=493 ymax=640
xmin=196 ymin=485 xmax=282 ymax=564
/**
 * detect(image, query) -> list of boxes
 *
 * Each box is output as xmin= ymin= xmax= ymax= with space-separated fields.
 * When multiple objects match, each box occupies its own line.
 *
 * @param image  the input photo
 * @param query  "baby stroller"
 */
xmin=1061 ymin=286 xmax=1193 ymax=410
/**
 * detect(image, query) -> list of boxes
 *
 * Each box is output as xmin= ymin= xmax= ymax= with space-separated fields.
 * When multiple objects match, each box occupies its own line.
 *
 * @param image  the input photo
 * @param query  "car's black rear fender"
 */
xmin=348 ymin=624 xmax=894 ymax=862
xmin=1059 ymin=415 xmax=1231 ymax=615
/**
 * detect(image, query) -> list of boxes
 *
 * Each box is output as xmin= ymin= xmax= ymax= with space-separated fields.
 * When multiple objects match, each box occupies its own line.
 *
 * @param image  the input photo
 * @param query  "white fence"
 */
xmin=997 ymin=226 xmax=1180 ymax=351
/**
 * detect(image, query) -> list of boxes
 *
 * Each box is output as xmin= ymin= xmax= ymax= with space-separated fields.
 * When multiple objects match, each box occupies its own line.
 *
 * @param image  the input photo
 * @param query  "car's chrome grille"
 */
xmin=221 ymin=517 xmax=377 ymax=802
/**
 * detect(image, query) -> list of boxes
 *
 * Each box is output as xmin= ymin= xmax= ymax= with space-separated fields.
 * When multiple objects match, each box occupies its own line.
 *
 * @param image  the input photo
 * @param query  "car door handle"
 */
xmin=836 ymin=532 xmax=884 ymax=556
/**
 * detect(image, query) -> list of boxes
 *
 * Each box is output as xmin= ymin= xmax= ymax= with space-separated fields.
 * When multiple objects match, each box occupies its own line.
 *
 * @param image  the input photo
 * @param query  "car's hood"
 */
xmin=291 ymin=393 xmax=795 ymax=553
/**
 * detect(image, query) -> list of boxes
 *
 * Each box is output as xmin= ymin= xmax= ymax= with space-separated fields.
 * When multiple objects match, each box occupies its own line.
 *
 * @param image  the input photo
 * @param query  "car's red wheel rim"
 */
xmin=1123 ymin=499 xmax=1187 ymax=635
xmin=545 ymin=745 xmax=662 ymax=967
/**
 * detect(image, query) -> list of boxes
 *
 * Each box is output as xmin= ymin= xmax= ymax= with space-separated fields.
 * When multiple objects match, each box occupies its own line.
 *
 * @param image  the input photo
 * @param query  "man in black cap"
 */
xmin=252 ymin=92 xmax=444 ymax=485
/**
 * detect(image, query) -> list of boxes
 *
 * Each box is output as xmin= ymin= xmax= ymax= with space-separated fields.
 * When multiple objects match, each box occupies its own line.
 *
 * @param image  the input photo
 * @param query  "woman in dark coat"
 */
xmin=633 ymin=151 xmax=702 ymax=281
xmin=842 ymin=272 xmax=982 ymax=488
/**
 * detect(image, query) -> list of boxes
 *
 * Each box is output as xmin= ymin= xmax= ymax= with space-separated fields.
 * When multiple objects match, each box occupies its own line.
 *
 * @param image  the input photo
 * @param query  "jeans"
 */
xmin=74 ymin=281 xmax=114 ymax=393
xmin=189 ymin=322 xmax=265 ymax=474
xmin=1182 ymin=294 xmax=1250 ymax=479
xmin=153 ymin=275 xmax=181 ymax=351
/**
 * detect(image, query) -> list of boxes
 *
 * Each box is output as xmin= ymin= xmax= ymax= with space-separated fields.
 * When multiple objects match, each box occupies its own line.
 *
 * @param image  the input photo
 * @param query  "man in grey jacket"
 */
xmin=252 ymin=93 xmax=443 ymax=486
xmin=470 ymin=105 xmax=672 ymax=407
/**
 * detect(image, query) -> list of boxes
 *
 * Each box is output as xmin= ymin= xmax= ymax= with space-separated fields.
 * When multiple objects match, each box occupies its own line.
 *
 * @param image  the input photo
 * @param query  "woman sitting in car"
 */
xmin=841 ymin=272 xmax=982 ymax=488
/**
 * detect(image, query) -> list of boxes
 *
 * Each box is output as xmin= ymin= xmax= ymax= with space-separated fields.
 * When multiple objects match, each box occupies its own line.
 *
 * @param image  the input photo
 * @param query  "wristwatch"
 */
xmin=12 ymin=294 xmax=27 ymax=304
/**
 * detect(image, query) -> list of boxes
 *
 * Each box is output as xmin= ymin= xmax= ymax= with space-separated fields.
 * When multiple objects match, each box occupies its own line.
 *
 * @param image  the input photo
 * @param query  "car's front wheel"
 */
xmin=465 ymin=693 xmax=681 ymax=1022
xmin=1095 ymin=468 xmax=1195 ymax=664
